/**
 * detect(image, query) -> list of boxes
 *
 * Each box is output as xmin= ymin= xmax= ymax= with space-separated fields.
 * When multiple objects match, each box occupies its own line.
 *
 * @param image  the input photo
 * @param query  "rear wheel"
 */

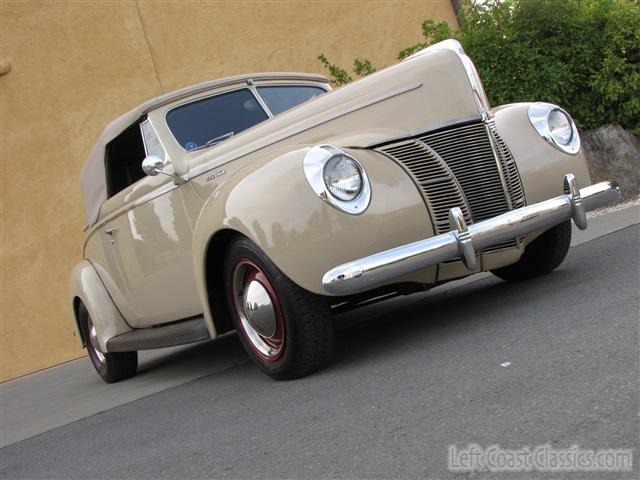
xmin=78 ymin=303 xmax=137 ymax=383
xmin=224 ymin=237 xmax=332 ymax=380
xmin=491 ymin=220 xmax=572 ymax=281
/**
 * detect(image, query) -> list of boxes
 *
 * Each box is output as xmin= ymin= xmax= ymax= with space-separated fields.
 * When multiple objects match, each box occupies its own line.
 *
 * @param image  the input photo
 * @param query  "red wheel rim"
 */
xmin=230 ymin=259 xmax=285 ymax=361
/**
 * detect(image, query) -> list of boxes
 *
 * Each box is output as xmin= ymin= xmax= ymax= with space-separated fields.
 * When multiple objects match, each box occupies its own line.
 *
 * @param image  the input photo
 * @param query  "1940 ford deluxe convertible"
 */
xmin=69 ymin=40 xmax=619 ymax=382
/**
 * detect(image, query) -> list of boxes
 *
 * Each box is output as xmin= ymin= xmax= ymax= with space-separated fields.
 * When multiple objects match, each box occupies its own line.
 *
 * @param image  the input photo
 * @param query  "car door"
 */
xmin=102 ymin=119 xmax=203 ymax=327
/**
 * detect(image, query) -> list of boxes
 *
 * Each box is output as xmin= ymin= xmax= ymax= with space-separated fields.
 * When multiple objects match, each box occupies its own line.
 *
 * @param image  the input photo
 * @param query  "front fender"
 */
xmin=493 ymin=103 xmax=591 ymax=202
xmin=493 ymin=103 xmax=591 ymax=245
xmin=191 ymin=145 xmax=434 ymax=334
xmin=69 ymin=260 xmax=131 ymax=351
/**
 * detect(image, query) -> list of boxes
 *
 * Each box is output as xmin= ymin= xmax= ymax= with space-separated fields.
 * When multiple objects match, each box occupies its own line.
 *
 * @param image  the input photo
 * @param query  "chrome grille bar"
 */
xmin=380 ymin=140 xmax=471 ymax=234
xmin=488 ymin=120 xmax=526 ymax=210
xmin=418 ymin=123 xmax=510 ymax=223
xmin=378 ymin=120 xmax=527 ymax=254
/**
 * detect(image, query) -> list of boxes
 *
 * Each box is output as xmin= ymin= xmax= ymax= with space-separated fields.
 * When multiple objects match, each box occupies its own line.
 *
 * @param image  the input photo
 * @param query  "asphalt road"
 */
xmin=1 ymin=224 xmax=638 ymax=479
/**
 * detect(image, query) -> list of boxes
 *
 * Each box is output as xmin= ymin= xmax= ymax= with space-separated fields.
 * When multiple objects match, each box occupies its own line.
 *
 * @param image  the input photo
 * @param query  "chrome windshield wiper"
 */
xmin=206 ymin=131 xmax=235 ymax=146
xmin=191 ymin=131 xmax=235 ymax=152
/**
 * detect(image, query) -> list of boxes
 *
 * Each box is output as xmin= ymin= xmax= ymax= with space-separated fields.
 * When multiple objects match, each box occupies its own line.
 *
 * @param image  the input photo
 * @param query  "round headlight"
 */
xmin=548 ymin=109 xmax=573 ymax=145
xmin=322 ymin=154 xmax=363 ymax=201
xmin=528 ymin=103 xmax=580 ymax=154
xmin=303 ymin=145 xmax=371 ymax=214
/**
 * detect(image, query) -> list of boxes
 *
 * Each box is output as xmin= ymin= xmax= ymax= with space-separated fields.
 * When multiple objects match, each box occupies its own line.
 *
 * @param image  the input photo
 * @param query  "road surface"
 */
xmin=1 ymin=210 xmax=638 ymax=479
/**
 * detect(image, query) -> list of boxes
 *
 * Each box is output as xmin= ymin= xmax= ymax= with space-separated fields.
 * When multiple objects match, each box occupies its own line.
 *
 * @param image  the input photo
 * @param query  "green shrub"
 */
xmin=317 ymin=54 xmax=352 ymax=86
xmin=397 ymin=19 xmax=455 ymax=60
xmin=318 ymin=0 xmax=640 ymax=134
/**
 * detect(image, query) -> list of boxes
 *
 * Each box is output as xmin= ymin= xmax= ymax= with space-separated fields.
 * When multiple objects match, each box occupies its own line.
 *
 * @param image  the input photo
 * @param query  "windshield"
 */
xmin=166 ymin=89 xmax=268 ymax=151
xmin=256 ymin=85 xmax=326 ymax=115
xmin=166 ymin=84 xmax=328 ymax=151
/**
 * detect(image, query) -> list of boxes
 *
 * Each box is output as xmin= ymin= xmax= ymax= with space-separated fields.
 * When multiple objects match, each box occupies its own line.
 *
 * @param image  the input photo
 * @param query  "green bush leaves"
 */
xmin=318 ymin=0 xmax=639 ymax=134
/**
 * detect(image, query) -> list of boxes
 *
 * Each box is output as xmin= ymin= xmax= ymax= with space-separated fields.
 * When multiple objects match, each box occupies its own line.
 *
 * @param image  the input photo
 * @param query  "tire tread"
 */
xmin=79 ymin=303 xmax=138 ymax=383
xmin=225 ymin=237 xmax=333 ymax=380
xmin=491 ymin=220 xmax=572 ymax=281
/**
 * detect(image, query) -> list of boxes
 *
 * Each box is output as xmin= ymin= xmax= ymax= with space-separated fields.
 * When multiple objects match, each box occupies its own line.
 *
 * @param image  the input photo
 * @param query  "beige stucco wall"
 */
xmin=0 ymin=0 xmax=457 ymax=382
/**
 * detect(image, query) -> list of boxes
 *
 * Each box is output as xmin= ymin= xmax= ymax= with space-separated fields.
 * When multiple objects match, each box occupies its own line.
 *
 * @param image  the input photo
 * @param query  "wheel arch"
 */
xmin=71 ymin=295 xmax=85 ymax=347
xmin=190 ymin=142 xmax=436 ymax=327
xmin=201 ymin=228 xmax=243 ymax=338
xmin=68 ymin=260 xmax=132 ymax=351
xmin=190 ymin=146 xmax=316 ymax=337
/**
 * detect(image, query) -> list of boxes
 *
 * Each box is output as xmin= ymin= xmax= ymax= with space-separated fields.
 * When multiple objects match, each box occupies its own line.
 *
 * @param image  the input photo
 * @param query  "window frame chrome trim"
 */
xmin=246 ymin=82 xmax=275 ymax=119
xmin=140 ymin=118 xmax=169 ymax=163
xmin=252 ymin=83 xmax=330 ymax=117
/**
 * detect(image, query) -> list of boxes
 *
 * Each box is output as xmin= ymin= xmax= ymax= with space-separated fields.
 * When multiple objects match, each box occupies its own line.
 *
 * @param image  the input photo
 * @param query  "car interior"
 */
xmin=105 ymin=122 xmax=147 ymax=198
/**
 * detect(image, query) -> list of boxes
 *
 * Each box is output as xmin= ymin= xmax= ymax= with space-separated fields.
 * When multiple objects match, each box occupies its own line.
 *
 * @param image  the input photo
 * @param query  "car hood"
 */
xmin=184 ymin=43 xmax=483 ymax=179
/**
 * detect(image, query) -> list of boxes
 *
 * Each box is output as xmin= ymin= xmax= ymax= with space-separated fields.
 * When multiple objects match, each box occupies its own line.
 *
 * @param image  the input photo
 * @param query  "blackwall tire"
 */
xmin=224 ymin=237 xmax=332 ymax=380
xmin=79 ymin=303 xmax=137 ymax=383
xmin=491 ymin=220 xmax=572 ymax=281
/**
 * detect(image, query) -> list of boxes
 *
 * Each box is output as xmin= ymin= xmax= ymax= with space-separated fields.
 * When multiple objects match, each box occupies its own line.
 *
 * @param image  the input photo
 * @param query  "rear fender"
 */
xmin=69 ymin=260 xmax=131 ymax=352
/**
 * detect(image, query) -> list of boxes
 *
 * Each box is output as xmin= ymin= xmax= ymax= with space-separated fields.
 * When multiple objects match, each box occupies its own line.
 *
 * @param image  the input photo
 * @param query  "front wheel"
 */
xmin=224 ymin=237 xmax=332 ymax=380
xmin=79 ymin=303 xmax=137 ymax=383
xmin=491 ymin=220 xmax=572 ymax=281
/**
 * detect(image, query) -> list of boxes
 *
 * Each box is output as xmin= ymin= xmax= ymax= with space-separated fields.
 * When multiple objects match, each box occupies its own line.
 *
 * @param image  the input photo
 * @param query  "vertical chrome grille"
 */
xmin=377 ymin=120 xmax=526 ymax=253
xmin=417 ymin=123 xmax=510 ymax=222
xmin=487 ymin=120 xmax=526 ymax=210
xmin=379 ymin=140 xmax=471 ymax=234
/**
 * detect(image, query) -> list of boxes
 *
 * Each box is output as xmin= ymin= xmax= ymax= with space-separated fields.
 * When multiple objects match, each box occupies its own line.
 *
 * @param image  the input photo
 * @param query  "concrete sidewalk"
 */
xmin=1 ymin=205 xmax=638 ymax=448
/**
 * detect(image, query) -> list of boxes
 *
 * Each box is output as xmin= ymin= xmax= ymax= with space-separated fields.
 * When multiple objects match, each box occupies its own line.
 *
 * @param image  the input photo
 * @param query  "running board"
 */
xmin=107 ymin=317 xmax=211 ymax=352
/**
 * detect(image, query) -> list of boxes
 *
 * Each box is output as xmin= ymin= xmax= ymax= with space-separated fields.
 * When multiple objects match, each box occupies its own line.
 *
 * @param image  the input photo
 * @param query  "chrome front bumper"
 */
xmin=323 ymin=174 xmax=620 ymax=295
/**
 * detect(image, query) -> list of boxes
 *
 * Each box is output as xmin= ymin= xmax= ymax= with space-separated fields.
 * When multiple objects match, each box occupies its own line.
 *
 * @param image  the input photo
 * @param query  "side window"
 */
xmin=104 ymin=123 xmax=146 ymax=198
xmin=140 ymin=120 xmax=166 ymax=161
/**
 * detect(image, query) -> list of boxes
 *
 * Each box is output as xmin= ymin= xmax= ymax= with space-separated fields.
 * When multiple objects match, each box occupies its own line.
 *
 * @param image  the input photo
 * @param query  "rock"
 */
xmin=581 ymin=124 xmax=639 ymax=200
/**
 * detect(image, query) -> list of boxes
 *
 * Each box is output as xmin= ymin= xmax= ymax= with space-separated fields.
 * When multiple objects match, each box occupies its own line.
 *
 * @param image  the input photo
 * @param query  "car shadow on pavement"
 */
xmin=135 ymin=332 xmax=246 ymax=377
xmin=328 ymin=267 xmax=580 ymax=370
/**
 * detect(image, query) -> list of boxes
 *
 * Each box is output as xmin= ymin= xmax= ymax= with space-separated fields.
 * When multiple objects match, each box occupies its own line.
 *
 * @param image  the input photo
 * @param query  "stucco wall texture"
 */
xmin=0 ymin=0 xmax=457 ymax=381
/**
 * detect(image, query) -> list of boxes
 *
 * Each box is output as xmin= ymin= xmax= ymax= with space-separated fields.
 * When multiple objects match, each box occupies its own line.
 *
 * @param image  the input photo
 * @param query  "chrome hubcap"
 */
xmin=232 ymin=260 xmax=284 ymax=361
xmin=242 ymin=280 xmax=277 ymax=337
xmin=89 ymin=324 xmax=106 ymax=364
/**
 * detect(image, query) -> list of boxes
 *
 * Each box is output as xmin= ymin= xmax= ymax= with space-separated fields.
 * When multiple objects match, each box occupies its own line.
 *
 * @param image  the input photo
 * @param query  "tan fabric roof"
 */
xmin=80 ymin=72 xmax=329 ymax=228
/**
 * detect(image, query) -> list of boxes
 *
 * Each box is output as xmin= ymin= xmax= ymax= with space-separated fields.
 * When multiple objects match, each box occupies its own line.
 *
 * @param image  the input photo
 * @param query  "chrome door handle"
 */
xmin=104 ymin=227 xmax=118 ymax=235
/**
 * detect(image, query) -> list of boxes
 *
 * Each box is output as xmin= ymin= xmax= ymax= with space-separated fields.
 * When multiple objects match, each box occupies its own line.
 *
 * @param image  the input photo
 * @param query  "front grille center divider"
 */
xmin=484 ymin=123 xmax=513 ymax=210
xmin=376 ymin=120 xmax=526 ymax=256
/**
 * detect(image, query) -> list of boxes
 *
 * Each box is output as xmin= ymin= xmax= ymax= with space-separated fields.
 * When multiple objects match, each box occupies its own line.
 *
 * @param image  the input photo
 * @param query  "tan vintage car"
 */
xmin=69 ymin=40 xmax=619 ymax=382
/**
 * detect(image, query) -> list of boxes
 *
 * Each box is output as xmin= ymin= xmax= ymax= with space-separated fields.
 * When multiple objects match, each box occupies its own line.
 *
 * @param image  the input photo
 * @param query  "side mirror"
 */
xmin=142 ymin=155 xmax=166 ymax=176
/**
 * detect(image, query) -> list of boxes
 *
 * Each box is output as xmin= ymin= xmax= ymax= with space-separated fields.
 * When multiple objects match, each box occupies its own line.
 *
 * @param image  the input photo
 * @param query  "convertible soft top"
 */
xmin=80 ymin=72 xmax=329 ymax=228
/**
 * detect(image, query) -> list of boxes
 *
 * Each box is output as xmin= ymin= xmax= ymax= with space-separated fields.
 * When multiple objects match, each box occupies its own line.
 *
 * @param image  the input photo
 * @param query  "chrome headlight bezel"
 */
xmin=528 ymin=103 xmax=580 ymax=155
xmin=303 ymin=145 xmax=371 ymax=215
